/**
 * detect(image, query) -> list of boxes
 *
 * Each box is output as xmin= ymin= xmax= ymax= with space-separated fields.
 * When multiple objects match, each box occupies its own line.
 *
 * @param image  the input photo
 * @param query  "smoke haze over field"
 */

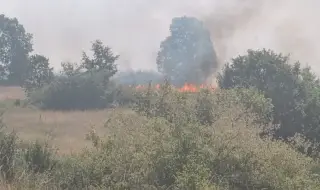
xmin=1 ymin=0 xmax=320 ymax=73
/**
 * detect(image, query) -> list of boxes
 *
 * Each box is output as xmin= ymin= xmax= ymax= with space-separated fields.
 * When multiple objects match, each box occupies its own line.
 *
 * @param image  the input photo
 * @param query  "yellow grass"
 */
xmin=0 ymin=86 xmax=25 ymax=100
xmin=3 ymin=108 xmax=110 ymax=154
xmin=0 ymin=86 xmax=112 ymax=155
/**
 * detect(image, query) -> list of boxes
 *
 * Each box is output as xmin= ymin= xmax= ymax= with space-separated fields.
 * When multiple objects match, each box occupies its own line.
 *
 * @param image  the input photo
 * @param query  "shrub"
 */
xmin=133 ymin=82 xmax=273 ymax=129
xmin=29 ymin=74 xmax=111 ymax=110
xmin=24 ymin=140 xmax=57 ymax=174
xmin=27 ymin=87 xmax=311 ymax=189
xmin=0 ymin=112 xmax=18 ymax=182
xmin=1 ymin=83 xmax=320 ymax=189
xmin=46 ymin=107 xmax=320 ymax=189
xmin=218 ymin=49 xmax=320 ymax=142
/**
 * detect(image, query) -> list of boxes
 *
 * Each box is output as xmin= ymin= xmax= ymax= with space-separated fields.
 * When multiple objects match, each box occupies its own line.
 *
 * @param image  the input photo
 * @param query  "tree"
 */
xmin=60 ymin=62 xmax=81 ymax=77
xmin=79 ymin=39 xmax=119 ymax=91
xmin=156 ymin=16 xmax=218 ymax=86
xmin=23 ymin=54 xmax=53 ymax=95
xmin=218 ymin=49 xmax=320 ymax=142
xmin=0 ymin=14 xmax=33 ymax=85
xmin=29 ymin=40 xmax=120 ymax=110
xmin=81 ymin=40 xmax=119 ymax=76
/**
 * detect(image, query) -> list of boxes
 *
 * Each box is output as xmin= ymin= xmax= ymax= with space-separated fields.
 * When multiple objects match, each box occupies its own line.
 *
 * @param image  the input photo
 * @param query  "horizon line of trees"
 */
xmin=0 ymin=14 xmax=218 ymax=88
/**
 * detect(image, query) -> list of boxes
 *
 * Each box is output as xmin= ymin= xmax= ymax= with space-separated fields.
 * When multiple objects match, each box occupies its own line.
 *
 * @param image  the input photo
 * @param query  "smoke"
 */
xmin=1 ymin=0 xmax=320 ymax=73
xmin=205 ymin=0 xmax=320 ymax=72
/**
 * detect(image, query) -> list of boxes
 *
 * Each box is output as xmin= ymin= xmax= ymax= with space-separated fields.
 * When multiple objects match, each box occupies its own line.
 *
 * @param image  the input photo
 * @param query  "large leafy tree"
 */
xmin=23 ymin=54 xmax=53 ymax=96
xmin=218 ymin=49 xmax=320 ymax=142
xmin=0 ymin=14 xmax=33 ymax=85
xmin=156 ymin=16 xmax=218 ymax=86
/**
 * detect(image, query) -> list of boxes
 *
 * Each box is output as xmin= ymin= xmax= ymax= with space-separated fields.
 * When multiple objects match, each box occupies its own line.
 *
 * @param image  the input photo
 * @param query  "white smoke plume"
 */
xmin=1 ymin=0 xmax=320 ymax=74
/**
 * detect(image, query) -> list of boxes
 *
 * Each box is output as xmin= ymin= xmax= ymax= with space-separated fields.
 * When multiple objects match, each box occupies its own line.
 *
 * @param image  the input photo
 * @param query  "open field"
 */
xmin=0 ymin=86 xmax=111 ymax=154
xmin=0 ymin=86 xmax=25 ymax=100
xmin=3 ymin=108 xmax=110 ymax=154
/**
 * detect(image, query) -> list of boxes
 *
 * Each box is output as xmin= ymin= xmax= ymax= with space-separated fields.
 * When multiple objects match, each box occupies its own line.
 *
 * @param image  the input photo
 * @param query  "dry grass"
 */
xmin=0 ymin=86 xmax=114 ymax=155
xmin=3 ymin=107 xmax=111 ymax=154
xmin=0 ymin=86 xmax=25 ymax=100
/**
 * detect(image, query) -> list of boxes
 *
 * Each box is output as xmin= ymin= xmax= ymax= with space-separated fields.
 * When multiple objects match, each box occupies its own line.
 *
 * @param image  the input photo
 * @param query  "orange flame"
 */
xmin=134 ymin=83 xmax=216 ymax=92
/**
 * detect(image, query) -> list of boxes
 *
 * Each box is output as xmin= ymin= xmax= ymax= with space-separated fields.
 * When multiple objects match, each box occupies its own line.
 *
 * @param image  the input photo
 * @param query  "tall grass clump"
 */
xmin=0 ymin=112 xmax=17 ymax=183
xmin=24 ymin=140 xmax=57 ymax=174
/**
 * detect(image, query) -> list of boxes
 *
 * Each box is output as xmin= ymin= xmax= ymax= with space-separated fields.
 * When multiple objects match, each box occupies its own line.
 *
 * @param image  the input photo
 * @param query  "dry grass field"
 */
xmin=0 ymin=86 xmax=25 ymax=100
xmin=0 ymin=86 xmax=111 ymax=154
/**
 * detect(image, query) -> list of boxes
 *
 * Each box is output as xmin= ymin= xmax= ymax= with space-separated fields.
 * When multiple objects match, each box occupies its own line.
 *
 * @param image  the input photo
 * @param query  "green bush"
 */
xmin=133 ymin=82 xmax=273 ymax=129
xmin=1 ymin=85 xmax=320 ymax=189
xmin=0 ymin=112 xmax=18 ymax=182
xmin=29 ymin=72 xmax=140 ymax=110
xmin=30 ymin=74 xmax=112 ymax=110
xmin=218 ymin=49 xmax=320 ymax=142
xmin=46 ymin=108 xmax=319 ymax=189
xmin=24 ymin=140 xmax=57 ymax=174
xmin=106 ymin=84 xmax=137 ymax=107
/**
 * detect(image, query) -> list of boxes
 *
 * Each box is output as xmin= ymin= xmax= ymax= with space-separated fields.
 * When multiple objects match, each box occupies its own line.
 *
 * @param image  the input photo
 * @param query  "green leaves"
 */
xmin=0 ymin=14 xmax=33 ymax=85
xmin=23 ymin=54 xmax=53 ymax=96
xmin=218 ymin=49 xmax=320 ymax=142
xmin=81 ymin=39 xmax=119 ymax=76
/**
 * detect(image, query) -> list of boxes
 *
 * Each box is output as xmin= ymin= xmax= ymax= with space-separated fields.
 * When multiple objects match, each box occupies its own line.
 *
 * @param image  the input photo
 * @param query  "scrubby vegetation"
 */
xmin=1 ymin=86 xmax=320 ymax=189
xmin=1 ymin=13 xmax=320 ymax=189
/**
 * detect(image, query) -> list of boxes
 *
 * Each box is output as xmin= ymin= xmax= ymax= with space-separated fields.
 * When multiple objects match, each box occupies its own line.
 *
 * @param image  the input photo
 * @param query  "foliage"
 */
xmin=81 ymin=39 xmax=119 ymax=76
xmin=0 ymin=112 xmax=17 ymax=182
xmin=29 ymin=40 xmax=120 ymax=110
xmin=60 ymin=61 xmax=81 ymax=77
xmin=0 ymin=84 xmax=319 ymax=189
xmin=47 ymin=94 xmax=319 ymax=189
xmin=195 ymin=87 xmax=274 ymax=127
xmin=156 ymin=16 xmax=218 ymax=86
xmin=218 ymin=49 xmax=320 ymax=142
xmin=29 ymin=73 xmax=108 ymax=110
xmin=133 ymin=81 xmax=273 ymax=128
xmin=23 ymin=54 xmax=54 ymax=96
xmin=0 ymin=14 xmax=33 ymax=85
xmin=24 ymin=140 xmax=57 ymax=174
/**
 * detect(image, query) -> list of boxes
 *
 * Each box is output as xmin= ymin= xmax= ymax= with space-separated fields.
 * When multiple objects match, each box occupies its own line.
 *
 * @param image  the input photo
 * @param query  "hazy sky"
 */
xmin=1 ymin=0 xmax=320 ymax=73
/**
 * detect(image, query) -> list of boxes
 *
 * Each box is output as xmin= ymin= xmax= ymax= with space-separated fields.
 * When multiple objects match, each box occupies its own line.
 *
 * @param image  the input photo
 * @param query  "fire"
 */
xmin=134 ymin=83 xmax=216 ymax=92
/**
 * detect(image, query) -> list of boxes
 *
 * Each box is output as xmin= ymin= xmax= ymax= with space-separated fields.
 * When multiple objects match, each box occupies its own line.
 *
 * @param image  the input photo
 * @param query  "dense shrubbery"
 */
xmin=27 ymin=40 xmax=121 ymax=110
xmin=218 ymin=49 xmax=320 ymax=143
xmin=30 ymin=74 xmax=110 ymax=110
xmin=29 ymin=74 xmax=144 ymax=110
xmin=0 ymin=85 xmax=320 ymax=189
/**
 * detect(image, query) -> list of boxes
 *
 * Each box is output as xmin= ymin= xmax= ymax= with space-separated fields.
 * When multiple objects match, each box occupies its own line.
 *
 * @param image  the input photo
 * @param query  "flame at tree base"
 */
xmin=134 ymin=83 xmax=216 ymax=93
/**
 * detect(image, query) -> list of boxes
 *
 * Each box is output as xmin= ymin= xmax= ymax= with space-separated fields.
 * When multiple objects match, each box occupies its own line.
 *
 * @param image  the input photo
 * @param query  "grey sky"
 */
xmin=1 ymin=0 xmax=320 ymax=73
